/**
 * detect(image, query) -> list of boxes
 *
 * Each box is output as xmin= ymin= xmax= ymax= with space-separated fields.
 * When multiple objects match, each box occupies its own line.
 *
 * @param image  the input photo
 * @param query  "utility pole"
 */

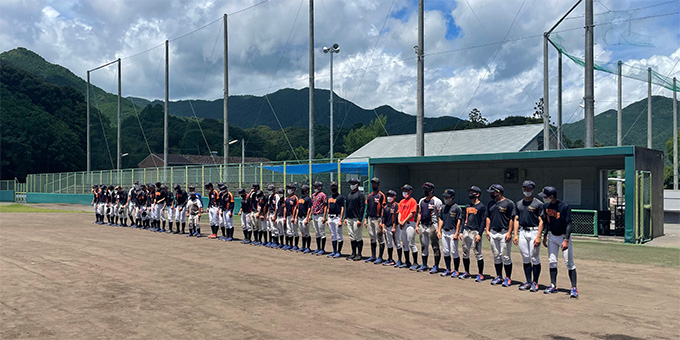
xmin=164 ymin=40 xmax=169 ymax=173
xmin=117 ymin=58 xmax=121 ymax=171
xmin=416 ymin=0 xmax=424 ymax=156
xmin=308 ymin=0 xmax=315 ymax=161
xmin=323 ymin=43 xmax=339 ymax=180
xmin=543 ymin=33 xmax=550 ymax=150
xmin=557 ymin=51 xmax=563 ymax=149
xmin=584 ymin=0 xmax=594 ymax=148
xmin=87 ymin=70 xmax=90 ymax=172
xmin=223 ymin=13 xmax=229 ymax=180
xmin=617 ymin=60 xmax=622 ymax=199
xmin=647 ymin=67 xmax=652 ymax=149
xmin=674 ymin=77 xmax=678 ymax=190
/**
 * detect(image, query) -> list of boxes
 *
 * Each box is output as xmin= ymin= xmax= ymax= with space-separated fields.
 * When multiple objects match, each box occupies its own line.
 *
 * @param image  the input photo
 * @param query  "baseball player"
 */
xmin=415 ymin=182 xmax=443 ymax=273
xmin=513 ymin=180 xmax=544 ymax=292
xmin=186 ymin=189 xmax=203 ymax=237
xmin=364 ymin=177 xmax=386 ymax=263
xmin=311 ymin=181 xmax=327 ymax=255
xmin=248 ymin=184 xmax=261 ymax=245
xmin=205 ymin=182 xmax=220 ymax=239
xmin=117 ymin=186 xmax=128 ymax=227
xmin=127 ymin=183 xmax=138 ymax=227
xmin=174 ymin=185 xmax=188 ymax=234
xmin=238 ymin=188 xmax=252 ymax=243
xmin=485 ymin=184 xmax=516 ymax=287
xmin=265 ymin=185 xmax=279 ymax=248
xmin=274 ymin=188 xmax=286 ymax=248
xmin=283 ymin=183 xmax=299 ymax=250
xmin=256 ymin=189 xmax=268 ymax=245
xmin=91 ymin=185 xmax=99 ymax=224
xmin=105 ymin=185 xmax=114 ymax=225
xmin=539 ymin=186 xmax=578 ymax=298
xmin=397 ymin=184 xmax=419 ymax=270
xmin=136 ymin=186 xmax=148 ymax=229
xmin=219 ymin=183 xmax=235 ymax=241
xmin=163 ymin=185 xmax=174 ymax=233
xmin=295 ymin=184 xmax=313 ymax=253
xmin=438 ymin=189 xmax=463 ymax=277
xmin=345 ymin=178 xmax=365 ymax=261
xmin=380 ymin=190 xmax=399 ymax=266
xmin=147 ymin=184 xmax=156 ymax=230
xmin=154 ymin=183 xmax=166 ymax=232
xmin=459 ymin=186 xmax=487 ymax=282
xmin=324 ymin=181 xmax=345 ymax=258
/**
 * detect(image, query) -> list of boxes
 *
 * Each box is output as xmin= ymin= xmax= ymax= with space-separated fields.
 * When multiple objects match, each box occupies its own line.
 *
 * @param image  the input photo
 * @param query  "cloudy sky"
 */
xmin=2 ymin=0 xmax=679 ymax=126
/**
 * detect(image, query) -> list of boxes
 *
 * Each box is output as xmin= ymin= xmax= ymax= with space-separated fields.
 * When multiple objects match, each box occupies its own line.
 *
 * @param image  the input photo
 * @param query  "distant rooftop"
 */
xmin=138 ymin=153 xmax=270 ymax=168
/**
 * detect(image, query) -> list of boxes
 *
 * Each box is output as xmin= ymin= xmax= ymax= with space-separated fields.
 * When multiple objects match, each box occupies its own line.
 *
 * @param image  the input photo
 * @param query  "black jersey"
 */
xmin=208 ymin=189 xmax=219 ymax=208
xmin=275 ymin=196 xmax=285 ymax=217
xmin=118 ymin=191 xmax=128 ymax=205
xmin=296 ymin=196 xmax=312 ymax=219
xmin=327 ymin=193 xmax=345 ymax=216
xmin=241 ymin=195 xmax=252 ymax=214
xmin=165 ymin=191 xmax=174 ymax=207
xmin=463 ymin=201 xmax=487 ymax=233
xmin=441 ymin=203 xmax=463 ymax=231
xmin=175 ymin=189 xmax=187 ymax=206
xmin=382 ymin=203 xmax=397 ymax=227
xmin=544 ymin=200 xmax=572 ymax=237
xmin=284 ymin=195 xmax=298 ymax=217
xmin=137 ymin=192 xmax=147 ymax=206
xmin=345 ymin=190 xmax=365 ymax=219
xmin=516 ymin=197 xmax=544 ymax=229
xmin=366 ymin=191 xmax=385 ymax=218
xmin=487 ymin=198 xmax=516 ymax=232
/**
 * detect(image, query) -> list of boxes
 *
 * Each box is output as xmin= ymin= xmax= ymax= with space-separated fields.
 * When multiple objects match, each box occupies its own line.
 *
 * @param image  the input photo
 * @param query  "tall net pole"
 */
xmin=416 ymin=0 xmax=424 ymax=156
xmin=584 ymin=0 xmax=594 ymax=148
xmin=308 ymin=0 xmax=315 ymax=161
xmin=223 ymin=14 xmax=229 ymax=181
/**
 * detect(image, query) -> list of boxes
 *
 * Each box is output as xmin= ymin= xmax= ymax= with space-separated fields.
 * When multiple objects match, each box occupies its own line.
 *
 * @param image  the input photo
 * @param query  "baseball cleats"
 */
xmin=332 ymin=253 xmax=341 ymax=259
xmin=208 ymin=234 xmax=217 ymax=239
xmin=382 ymin=259 xmax=395 ymax=266
xmin=475 ymin=274 xmax=484 ymax=282
xmin=544 ymin=284 xmax=558 ymax=294
xmin=392 ymin=260 xmax=402 ymax=268
xmin=570 ymin=287 xmax=579 ymax=299
xmin=491 ymin=276 xmax=502 ymax=285
xmin=186 ymin=232 xmax=194 ymax=237
xmin=451 ymin=270 xmax=460 ymax=278
xmin=429 ymin=266 xmax=439 ymax=274
xmin=291 ymin=246 xmax=299 ymax=251
xmin=440 ymin=269 xmax=451 ymax=277
xmin=195 ymin=233 xmax=201 ymax=238
xmin=316 ymin=250 xmax=325 ymax=256
xmin=416 ymin=265 xmax=429 ymax=272
xmin=409 ymin=264 xmax=419 ymax=271
xmin=326 ymin=252 xmax=336 ymax=258
xmin=399 ymin=263 xmax=410 ymax=269
xmin=502 ymin=277 xmax=511 ymax=287
xmin=364 ymin=256 xmax=376 ymax=263
xmin=352 ymin=255 xmax=363 ymax=261
xmin=530 ymin=282 xmax=539 ymax=292
xmin=373 ymin=258 xmax=383 ymax=265
xmin=519 ymin=282 xmax=532 ymax=291
xmin=458 ymin=272 xmax=470 ymax=279
xmin=303 ymin=248 xmax=311 ymax=254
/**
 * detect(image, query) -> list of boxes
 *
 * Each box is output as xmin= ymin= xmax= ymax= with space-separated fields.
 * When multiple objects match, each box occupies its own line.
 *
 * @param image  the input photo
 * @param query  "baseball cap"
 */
xmin=267 ymin=184 xmax=275 ymax=191
xmin=313 ymin=181 xmax=323 ymax=187
xmin=238 ymin=188 xmax=246 ymax=195
xmin=286 ymin=183 xmax=296 ymax=189
xmin=301 ymin=184 xmax=310 ymax=192
xmin=469 ymin=186 xmax=482 ymax=194
xmin=386 ymin=190 xmax=397 ymax=196
xmin=422 ymin=182 xmax=435 ymax=190
xmin=252 ymin=183 xmax=260 ymax=188
xmin=401 ymin=184 xmax=413 ymax=191
xmin=443 ymin=189 xmax=455 ymax=198
xmin=538 ymin=186 xmax=557 ymax=198
xmin=522 ymin=180 xmax=536 ymax=189
xmin=370 ymin=177 xmax=380 ymax=184
xmin=348 ymin=178 xmax=360 ymax=184
xmin=487 ymin=184 xmax=504 ymax=193
xmin=204 ymin=182 xmax=213 ymax=188
xmin=330 ymin=181 xmax=338 ymax=187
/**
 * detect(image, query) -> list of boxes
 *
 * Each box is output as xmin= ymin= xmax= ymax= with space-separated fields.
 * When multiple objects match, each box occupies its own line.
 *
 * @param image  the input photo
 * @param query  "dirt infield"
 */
xmin=1 ymin=212 xmax=678 ymax=339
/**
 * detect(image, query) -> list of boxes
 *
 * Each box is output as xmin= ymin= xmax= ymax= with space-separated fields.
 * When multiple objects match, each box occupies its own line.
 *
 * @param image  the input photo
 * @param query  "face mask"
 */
xmin=387 ymin=197 xmax=394 ymax=203
xmin=543 ymin=197 xmax=551 ymax=204
xmin=523 ymin=191 xmax=533 ymax=197
xmin=287 ymin=189 xmax=293 ymax=195
xmin=444 ymin=198 xmax=452 ymax=205
xmin=350 ymin=184 xmax=358 ymax=190
xmin=490 ymin=192 xmax=497 ymax=200
xmin=331 ymin=187 xmax=338 ymax=193
xmin=313 ymin=188 xmax=319 ymax=193
xmin=469 ymin=193 xmax=478 ymax=200
xmin=424 ymin=189 xmax=431 ymax=196
xmin=371 ymin=185 xmax=379 ymax=192
xmin=402 ymin=191 xmax=409 ymax=198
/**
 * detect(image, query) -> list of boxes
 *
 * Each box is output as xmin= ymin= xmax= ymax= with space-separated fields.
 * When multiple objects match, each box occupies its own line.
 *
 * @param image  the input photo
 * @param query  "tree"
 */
xmin=343 ymin=115 xmax=388 ymax=154
xmin=468 ymin=108 xmax=487 ymax=125
xmin=533 ymin=98 xmax=545 ymax=120
xmin=664 ymin=132 xmax=680 ymax=188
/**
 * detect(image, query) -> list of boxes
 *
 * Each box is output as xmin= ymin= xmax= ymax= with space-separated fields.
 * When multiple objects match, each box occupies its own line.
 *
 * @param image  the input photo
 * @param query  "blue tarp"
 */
xmin=263 ymin=162 xmax=368 ymax=176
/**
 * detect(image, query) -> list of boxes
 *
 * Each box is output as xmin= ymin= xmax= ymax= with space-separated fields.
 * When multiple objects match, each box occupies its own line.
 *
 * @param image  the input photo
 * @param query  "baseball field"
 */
xmin=1 ymin=204 xmax=679 ymax=339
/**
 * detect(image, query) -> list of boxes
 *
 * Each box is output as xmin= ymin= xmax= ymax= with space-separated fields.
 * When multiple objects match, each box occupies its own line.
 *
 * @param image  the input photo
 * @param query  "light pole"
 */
xmin=323 ymin=43 xmax=339 ymax=175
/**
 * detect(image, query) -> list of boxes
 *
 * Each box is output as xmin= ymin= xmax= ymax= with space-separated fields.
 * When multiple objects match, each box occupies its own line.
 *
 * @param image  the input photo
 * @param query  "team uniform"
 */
xmin=311 ymin=189 xmax=327 ymax=254
xmin=461 ymin=199 xmax=487 ymax=281
xmin=154 ymin=189 xmax=165 ymax=231
xmin=136 ymin=190 xmax=148 ymax=228
xmin=255 ymin=194 xmax=268 ymax=245
xmin=117 ymin=189 xmax=129 ymax=226
xmin=127 ymin=187 xmax=137 ymax=226
xmin=163 ymin=190 xmax=174 ymax=232
xmin=397 ymin=193 xmax=418 ymax=269
xmin=274 ymin=193 xmax=286 ymax=248
xmin=325 ymin=192 xmax=345 ymax=258
xmin=417 ymin=194 xmax=443 ymax=273
xmin=515 ymin=196 xmax=544 ymax=291
xmin=296 ymin=193 xmax=312 ymax=253
xmin=267 ymin=191 xmax=280 ymax=247
xmin=186 ymin=195 xmax=202 ymax=237
xmin=175 ymin=189 xmax=188 ymax=233
xmin=365 ymin=190 xmax=386 ymax=263
xmin=249 ymin=191 xmax=261 ymax=244
xmin=487 ymin=197 xmax=516 ymax=286
xmin=542 ymin=194 xmax=578 ymax=297
xmin=381 ymin=199 xmax=399 ymax=266
xmin=219 ymin=190 xmax=235 ymax=240
xmin=241 ymin=193 xmax=253 ymax=243
xmin=206 ymin=188 xmax=220 ymax=238
xmin=345 ymin=188 xmax=365 ymax=261
xmin=284 ymin=193 xmax=299 ymax=250
xmin=439 ymin=201 xmax=463 ymax=276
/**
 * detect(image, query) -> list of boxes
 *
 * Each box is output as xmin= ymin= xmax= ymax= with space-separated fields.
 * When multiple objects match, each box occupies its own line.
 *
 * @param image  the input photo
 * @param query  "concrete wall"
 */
xmin=374 ymin=156 xmax=623 ymax=209
xmin=635 ymin=148 xmax=665 ymax=238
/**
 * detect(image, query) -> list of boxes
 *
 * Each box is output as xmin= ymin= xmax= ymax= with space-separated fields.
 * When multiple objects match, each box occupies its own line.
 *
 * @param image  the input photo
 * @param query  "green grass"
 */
xmin=0 ymin=204 xmax=88 ymax=213
xmin=571 ymin=240 xmax=680 ymax=268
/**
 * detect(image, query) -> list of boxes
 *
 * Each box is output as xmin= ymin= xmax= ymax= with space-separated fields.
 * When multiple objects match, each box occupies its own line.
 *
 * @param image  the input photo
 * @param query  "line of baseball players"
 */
xmin=90 ymin=178 xmax=579 ymax=298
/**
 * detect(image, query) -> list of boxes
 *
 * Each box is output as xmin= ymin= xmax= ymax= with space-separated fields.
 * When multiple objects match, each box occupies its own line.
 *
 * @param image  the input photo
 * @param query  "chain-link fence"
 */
xmin=24 ymin=159 xmax=369 ymax=197
xmin=0 ymin=180 xmax=15 ymax=191
xmin=572 ymin=210 xmax=598 ymax=237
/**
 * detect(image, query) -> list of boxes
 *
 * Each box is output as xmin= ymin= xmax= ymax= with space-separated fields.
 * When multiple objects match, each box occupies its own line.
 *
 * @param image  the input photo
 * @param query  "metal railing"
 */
xmin=571 ymin=209 xmax=598 ymax=237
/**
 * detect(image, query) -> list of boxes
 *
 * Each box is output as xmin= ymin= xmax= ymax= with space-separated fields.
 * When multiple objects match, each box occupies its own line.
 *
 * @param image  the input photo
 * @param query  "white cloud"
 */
xmin=0 ymin=0 xmax=678 ymax=126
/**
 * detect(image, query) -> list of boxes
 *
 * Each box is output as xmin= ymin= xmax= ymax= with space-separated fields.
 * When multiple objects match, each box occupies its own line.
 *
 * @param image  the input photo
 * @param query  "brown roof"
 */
xmin=138 ymin=154 xmax=270 ymax=168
